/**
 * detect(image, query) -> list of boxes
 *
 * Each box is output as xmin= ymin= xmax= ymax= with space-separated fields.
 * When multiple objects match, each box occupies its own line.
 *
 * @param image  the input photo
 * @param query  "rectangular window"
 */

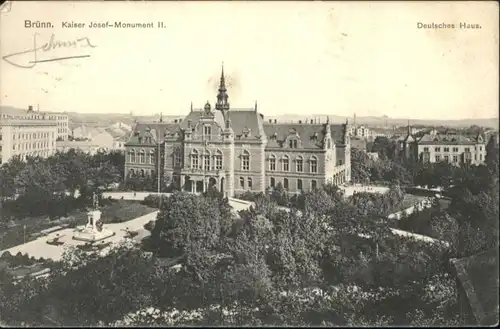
xmin=242 ymin=156 xmax=250 ymax=171
xmin=435 ymin=147 xmax=440 ymax=152
xmin=240 ymin=177 xmax=245 ymax=189
xmin=296 ymin=160 xmax=303 ymax=172
xmin=283 ymin=159 xmax=289 ymax=172
xmin=423 ymin=147 xmax=429 ymax=152
xmin=311 ymin=180 xmax=317 ymax=190
xmin=204 ymin=155 xmax=210 ymax=171
xmin=452 ymin=147 xmax=459 ymax=152
xmin=465 ymin=148 xmax=470 ymax=152
xmin=311 ymin=160 xmax=318 ymax=173
xmin=453 ymin=155 xmax=458 ymax=163
xmin=192 ymin=156 xmax=199 ymax=169
xmin=435 ymin=155 xmax=441 ymax=162
xmin=215 ymin=155 xmax=222 ymax=170
xmin=248 ymin=178 xmax=253 ymax=189
xmin=480 ymin=154 xmax=483 ymax=161
xmin=444 ymin=147 xmax=449 ymax=152
xmin=444 ymin=155 xmax=449 ymax=162
xmin=204 ymin=125 xmax=211 ymax=136
xmin=283 ymin=178 xmax=289 ymax=189
xmin=269 ymin=158 xmax=276 ymax=171
xmin=297 ymin=179 xmax=302 ymax=190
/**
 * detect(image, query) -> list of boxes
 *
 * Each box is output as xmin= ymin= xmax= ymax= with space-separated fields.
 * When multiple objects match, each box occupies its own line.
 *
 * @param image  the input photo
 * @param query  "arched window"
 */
xmin=190 ymin=149 xmax=199 ymax=169
xmin=241 ymin=150 xmax=250 ymax=171
xmin=310 ymin=156 xmax=318 ymax=173
xmin=270 ymin=177 xmax=275 ymax=188
xmin=129 ymin=168 xmax=135 ymax=177
xmin=173 ymin=147 xmax=182 ymax=167
xmin=248 ymin=177 xmax=253 ymax=189
xmin=140 ymin=169 xmax=145 ymax=178
xmin=269 ymin=154 xmax=276 ymax=171
xmin=283 ymin=178 xmax=289 ymax=189
xmin=297 ymin=179 xmax=303 ymax=190
xmin=282 ymin=155 xmax=290 ymax=171
xmin=239 ymin=177 xmax=245 ymax=189
xmin=129 ymin=150 xmax=136 ymax=163
xmin=139 ymin=149 xmax=146 ymax=163
xmin=149 ymin=150 xmax=155 ymax=165
xmin=311 ymin=180 xmax=317 ymax=190
xmin=296 ymin=156 xmax=303 ymax=172
xmin=215 ymin=150 xmax=223 ymax=170
xmin=203 ymin=150 xmax=211 ymax=171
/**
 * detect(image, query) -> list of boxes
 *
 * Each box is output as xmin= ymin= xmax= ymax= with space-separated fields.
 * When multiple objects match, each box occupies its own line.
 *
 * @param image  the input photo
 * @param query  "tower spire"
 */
xmin=216 ymin=63 xmax=230 ymax=113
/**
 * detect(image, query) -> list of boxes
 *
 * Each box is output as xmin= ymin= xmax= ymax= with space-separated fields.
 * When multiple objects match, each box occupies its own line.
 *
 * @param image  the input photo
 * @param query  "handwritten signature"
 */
xmin=2 ymin=33 xmax=96 ymax=68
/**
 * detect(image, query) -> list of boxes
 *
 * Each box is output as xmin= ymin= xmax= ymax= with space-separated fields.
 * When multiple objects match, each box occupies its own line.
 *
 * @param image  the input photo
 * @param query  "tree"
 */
xmin=350 ymin=149 xmax=371 ymax=183
xmin=149 ymin=192 xmax=234 ymax=258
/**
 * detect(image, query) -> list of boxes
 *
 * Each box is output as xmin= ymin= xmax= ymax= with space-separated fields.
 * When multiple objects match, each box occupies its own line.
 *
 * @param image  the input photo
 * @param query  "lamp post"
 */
xmin=157 ymin=127 xmax=162 ymax=209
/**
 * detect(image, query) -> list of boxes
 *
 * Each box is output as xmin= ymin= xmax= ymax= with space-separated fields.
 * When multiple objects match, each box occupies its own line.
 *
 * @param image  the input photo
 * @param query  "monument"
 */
xmin=73 ymin=193 xmax=115 ymax=242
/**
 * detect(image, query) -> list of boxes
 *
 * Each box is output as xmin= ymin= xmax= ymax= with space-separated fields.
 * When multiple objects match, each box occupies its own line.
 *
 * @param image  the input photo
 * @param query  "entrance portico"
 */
xmin=182 ymin=172 xmax=225 ymax=194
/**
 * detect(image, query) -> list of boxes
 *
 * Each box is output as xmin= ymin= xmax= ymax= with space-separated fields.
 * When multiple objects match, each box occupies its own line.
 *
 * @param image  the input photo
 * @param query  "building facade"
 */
xmin=395 ymin=126 xmax=486 ymax=165
xmin=0 ymin=106 xmax=57 ymax=164
xmin=46 ymin=113 xmax=69 ymax=141
xmin=124 ymin=67 xmax=351 ymax=197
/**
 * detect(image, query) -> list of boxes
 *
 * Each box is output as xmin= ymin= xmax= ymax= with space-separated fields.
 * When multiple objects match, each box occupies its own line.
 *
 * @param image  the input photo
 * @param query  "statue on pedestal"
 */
xmin=74 ymin=192 xmax=114 ymax=242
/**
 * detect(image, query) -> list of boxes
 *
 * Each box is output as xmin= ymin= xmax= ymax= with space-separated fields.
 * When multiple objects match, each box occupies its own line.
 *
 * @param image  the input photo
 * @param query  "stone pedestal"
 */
xmin=73 ymin=210 xmax=115 ymax=242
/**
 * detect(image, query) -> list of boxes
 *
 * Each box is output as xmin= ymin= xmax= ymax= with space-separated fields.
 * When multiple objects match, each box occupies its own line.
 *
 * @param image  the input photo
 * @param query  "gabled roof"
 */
xmin=125 ymin=122 xmax=180 ymax=146
xmin=263 ymin=123 xmax=346 ymax=149
xmin=451 ymin=248 xmax=499 ymax=326
xmin=418 ymin=133 xmax=476 ymax=145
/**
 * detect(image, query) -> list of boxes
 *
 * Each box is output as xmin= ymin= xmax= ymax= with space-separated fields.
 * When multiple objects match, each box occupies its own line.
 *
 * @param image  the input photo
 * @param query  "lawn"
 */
xmin=0 ymin=200 xmax=156 ymax=251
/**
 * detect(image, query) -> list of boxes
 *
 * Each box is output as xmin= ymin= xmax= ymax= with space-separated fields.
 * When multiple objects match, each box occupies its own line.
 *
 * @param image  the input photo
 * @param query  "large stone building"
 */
xmin=124 ymin=67 xmax=351 ymax=197
xmin=46 ymin=113 xmax=69 ymax=141
xmin=395 ymin=126 xmax=486 ymax=165
xmin=0 ymin=106 xmax=58 ymax=164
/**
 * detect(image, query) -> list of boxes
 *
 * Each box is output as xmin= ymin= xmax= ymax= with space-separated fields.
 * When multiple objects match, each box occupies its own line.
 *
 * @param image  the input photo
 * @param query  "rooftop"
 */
xmin=451 ymin=248 xmax=499 ymax=326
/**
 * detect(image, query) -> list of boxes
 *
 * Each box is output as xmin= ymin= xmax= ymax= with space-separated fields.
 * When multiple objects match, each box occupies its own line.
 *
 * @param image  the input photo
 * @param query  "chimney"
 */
xmin=274 ymin=119 xmax=277 ymax=124
xmin=269 ymin=119 xmax=272 ymax=123
xmin=174 ymin=119 xmax=177 ymax=123
xmin=28 ymin=105 xmax=33 ymax=112
xmin=310 ymin=119 xmax=314 ymax=124
xmin=298 ymin=120 xmax=302 ymax=124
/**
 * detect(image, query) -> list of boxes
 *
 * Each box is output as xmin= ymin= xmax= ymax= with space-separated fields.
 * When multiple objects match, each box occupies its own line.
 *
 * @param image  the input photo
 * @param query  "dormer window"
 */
xmin=288 ymin=139 xmax=298 ymax=148
xmin=242 ymin=127 xmax=251 ymax=138
xmin=312 ymin=132 xmax=318 ymax=140
xmin=203 ymin=125 xmax=211 ymax=137
xmin=272 ymin=132 xmax=278 ymax=139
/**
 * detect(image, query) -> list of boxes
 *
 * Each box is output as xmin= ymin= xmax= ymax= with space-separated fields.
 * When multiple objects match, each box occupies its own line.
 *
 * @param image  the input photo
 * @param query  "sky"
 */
xmin=0 ymin=1 xmax=498 ymax=120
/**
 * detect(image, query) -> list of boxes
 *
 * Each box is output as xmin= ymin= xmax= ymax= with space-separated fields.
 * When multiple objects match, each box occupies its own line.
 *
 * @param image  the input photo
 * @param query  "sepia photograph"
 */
xmin=0 ymin=0 xmax=498 ymax=326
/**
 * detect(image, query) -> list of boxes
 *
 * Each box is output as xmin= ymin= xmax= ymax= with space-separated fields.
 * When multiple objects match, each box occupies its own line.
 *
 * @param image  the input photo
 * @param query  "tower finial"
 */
xmin=216 ymin=63 xmax=230 ymax=112
xmin=159 ymin=112 xmax=163 ymax=123
xmin=254 ymin=100 xmax=258 ymax=112
xmin=190 ymin=101 xmax=193 ymax=112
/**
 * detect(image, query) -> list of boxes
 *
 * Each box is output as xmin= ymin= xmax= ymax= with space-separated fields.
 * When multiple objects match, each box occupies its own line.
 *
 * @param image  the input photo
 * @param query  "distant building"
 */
xmin=349 ymin=125 xmax=372 ymax=139
xmin=124 ymin=66 xmax=352 ymax=196
xmin=46 ymin=113 xmax=69 ymax=141
xmin=56 ymin=140 xmax=102 ymax=155
xmin=395 ymin=124 xmax=486 ymax=165
xmin=109 ymin=122 xmax=132 ymax=131
xmin=0 ymin=106 xmax=58 ymax=164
